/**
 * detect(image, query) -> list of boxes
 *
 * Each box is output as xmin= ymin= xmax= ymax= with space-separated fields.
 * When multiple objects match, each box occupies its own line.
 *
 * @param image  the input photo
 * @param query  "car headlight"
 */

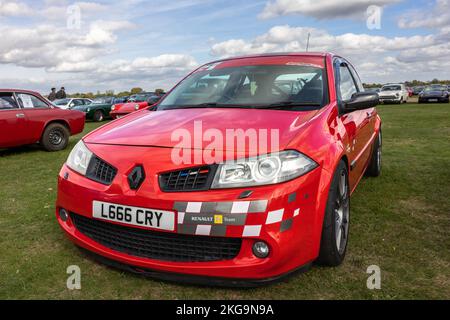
xmin=111 ymin=105 xmax=116 ymax=111
xmin=135 ymin=104 xmax=139 ymax=110
xmin=66 ymin=140 xmax=93 ymax=176
xmin=395 ymin=93 xmax=400 ymax=97
xmin=211 ymin=150 xmax=318 ymax=189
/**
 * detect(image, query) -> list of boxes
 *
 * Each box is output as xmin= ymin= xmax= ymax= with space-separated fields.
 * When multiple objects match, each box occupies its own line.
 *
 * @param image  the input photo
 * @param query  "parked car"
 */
xmin=0 ymin=89 xmax=85 ymax=151
xmin=56 ymin=52 xmax=381 ymax=285
xmin=412 ymin=86 xmax=425 ymax=95
xmin=378 ymin=83 xmax=409 ymax=104
xmin=53 ymin=98 xmax=92 ymax=110
xmin=72 ymin=96 xmax=127 ymax=122
xmin=418 ymin=85 xmax=449 ymax=103
xmin=110 ymin=93 xmax=162 ymax=119
xmin=365 ymin=87 xmax=381 ymax=94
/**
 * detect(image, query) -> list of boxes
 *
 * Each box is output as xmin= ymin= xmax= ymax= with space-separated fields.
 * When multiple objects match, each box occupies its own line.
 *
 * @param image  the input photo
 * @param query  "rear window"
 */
xmin=0 ymin=93 xmax=19 ymax=110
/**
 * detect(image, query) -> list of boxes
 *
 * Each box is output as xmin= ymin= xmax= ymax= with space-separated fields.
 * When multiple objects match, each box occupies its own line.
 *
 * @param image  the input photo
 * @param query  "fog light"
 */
xmin=252 ymin=241 xmax=270 ymax=258
xmin=59 ymin=208 xmax=69 ymax=222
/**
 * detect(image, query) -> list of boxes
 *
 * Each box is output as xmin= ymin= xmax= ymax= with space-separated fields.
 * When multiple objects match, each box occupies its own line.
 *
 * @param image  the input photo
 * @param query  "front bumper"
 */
xmin=56 ymin=144 xmax=330 ymax=281
xmin=379 ymin=96 xmax=402 ymax=103
xmin=419 ymin=96 xmax=449 ymax=103
xmin=110 ymin=110 xmax=131 ymax=119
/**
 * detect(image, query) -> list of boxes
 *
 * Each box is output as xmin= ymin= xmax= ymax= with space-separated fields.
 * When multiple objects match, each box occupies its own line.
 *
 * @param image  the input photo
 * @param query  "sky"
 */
xmin=0 ymin=0 xmax=449 ymax=94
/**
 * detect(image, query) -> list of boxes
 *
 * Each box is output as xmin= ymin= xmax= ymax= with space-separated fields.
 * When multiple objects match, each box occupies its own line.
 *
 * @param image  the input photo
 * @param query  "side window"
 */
xmin=0 ymin=93 xmax=19 ymax=110
xmin=72 ymin=99 xmax=84 ymax=106
xmin=348 ymin=65 xmax=364 ymax=92
xmin=338 ymin=64 xmax=358 ymax=101
xmin=16 ymin=93 xmax=49 ymax=109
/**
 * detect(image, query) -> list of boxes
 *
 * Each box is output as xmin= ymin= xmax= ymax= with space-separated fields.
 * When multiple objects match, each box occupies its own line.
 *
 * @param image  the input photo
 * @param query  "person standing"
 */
xmin=56 ymin=87 xmax=67 ymax=99
xmin=48 ymin=88 xmax=57 ymax=101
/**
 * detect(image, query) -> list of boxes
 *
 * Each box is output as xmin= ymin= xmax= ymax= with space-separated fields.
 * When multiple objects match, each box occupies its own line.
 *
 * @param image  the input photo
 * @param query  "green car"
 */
xmin=72 ymin=96 xmax=128 ymax=122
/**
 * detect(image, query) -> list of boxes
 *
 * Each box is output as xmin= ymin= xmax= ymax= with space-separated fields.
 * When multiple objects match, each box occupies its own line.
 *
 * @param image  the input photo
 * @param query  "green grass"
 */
xmin=1 ymin=103 xmax=449 ymax=299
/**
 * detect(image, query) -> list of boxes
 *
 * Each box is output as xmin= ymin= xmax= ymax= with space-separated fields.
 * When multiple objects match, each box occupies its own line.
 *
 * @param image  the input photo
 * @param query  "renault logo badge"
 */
xmin=128 ymin=165 xmax=145 ymax=190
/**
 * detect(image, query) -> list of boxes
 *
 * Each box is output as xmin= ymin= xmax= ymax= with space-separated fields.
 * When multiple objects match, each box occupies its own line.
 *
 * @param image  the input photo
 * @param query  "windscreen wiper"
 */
xmin=255 ymin=101 xmax=322 ymax=109
xmin=165 ymin=103 xmax=253 ymax=110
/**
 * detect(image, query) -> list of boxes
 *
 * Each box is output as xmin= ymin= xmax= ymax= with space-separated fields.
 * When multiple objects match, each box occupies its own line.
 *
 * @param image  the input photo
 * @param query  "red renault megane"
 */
xmin=56 ymin=53 xmax=381 ymax=285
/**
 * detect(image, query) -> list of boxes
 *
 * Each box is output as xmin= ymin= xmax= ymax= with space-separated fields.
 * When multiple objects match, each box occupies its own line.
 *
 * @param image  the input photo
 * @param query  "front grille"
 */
xmin=71 ymin=213 xmax=242 ymax=262
xmin=380 ymin=95 xmax=397 ymax=99
xmin=86 ymin=156 xmax=117 ymax=185
xmin=159 ymin=165 xmax=217 ymax=192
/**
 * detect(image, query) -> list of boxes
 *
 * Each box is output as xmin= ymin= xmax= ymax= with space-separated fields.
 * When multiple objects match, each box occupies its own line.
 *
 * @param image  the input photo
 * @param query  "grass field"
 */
xmin=0 ymin=103 xmax=449 ymax=299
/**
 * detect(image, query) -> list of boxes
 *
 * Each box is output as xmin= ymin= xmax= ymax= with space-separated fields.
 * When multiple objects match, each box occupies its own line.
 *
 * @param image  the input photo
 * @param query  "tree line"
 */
xmin=67 ymin=87 xmax=165 ymax=99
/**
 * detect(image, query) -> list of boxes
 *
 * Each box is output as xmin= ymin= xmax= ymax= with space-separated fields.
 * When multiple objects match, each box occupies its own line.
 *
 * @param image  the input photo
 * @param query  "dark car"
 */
xmin=0 ymin=89 xmax=85 ymax=151
xmin=418 ymin=85 xmax=449 ymax=103
xmin=73 ymin=96 xmax=127 ymax=122
xmin=412 ymin=86 xmax=425 ymax=95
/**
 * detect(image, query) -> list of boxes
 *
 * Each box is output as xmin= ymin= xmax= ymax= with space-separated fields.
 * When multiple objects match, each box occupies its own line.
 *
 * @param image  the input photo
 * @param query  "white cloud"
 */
xmin=210 ymin=24 xmax=449 ymax=83
xmin=41 ymin=1 xmax=109 ymax=19
xmin=0 ymin=1 xmax=33 ymax=16
xmin=0 ymin=20 xmax=136 ymax=70
xmin=398 ymin=0 xmax=450 ymax=29
xmin=259 ymin=0 xmax=400 ymax=19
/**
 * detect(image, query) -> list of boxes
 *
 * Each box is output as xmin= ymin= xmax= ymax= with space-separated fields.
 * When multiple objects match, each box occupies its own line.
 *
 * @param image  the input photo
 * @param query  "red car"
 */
xmin=0 ymin=89 xmax=85 ymax=151
xmin=110 ymin=93 xmax=162 ymax=119
xmin=406 ymin=87 xmax=413 ymax=97
xmin=56 ymin=53 xmax=381 ymax=285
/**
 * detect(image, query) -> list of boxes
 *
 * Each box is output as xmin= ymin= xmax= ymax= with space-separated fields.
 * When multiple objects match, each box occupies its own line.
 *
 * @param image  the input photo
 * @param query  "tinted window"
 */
xmin=16 ymin=93 xmax=48 ymax=108
xmin=159 ymin=64 xmax=327 ymax=109
xmin=72 ymin=99 xmax=84 ymax=106
xmin=0 ymin=93 xmax=19 ymax=110
xmin=381 ymin=85 xmax=401 ymax=91
xmin=54 ymin=99 xmax=70 ymax=106
xmin=339 ymin=65 xmax=357 ymax=101
xmin=348 ymin=64 xmax=364 ymax=92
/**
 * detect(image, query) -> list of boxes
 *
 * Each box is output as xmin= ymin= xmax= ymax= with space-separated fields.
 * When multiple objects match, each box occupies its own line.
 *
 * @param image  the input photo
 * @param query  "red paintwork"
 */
xmin=110 ymin=101 xmax=149 ymax=119
xmin=0 ymin=89 xmax=85 ymax=148
xmin=56 ymin=53 xmax=381 ymax=281
xmin=406 ymin=87 xmax=413 ymax=97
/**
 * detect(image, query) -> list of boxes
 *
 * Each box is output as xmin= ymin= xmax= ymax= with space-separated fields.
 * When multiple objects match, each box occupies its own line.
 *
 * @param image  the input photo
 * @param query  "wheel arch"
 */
xmin=41 ymin=119 xmax=71 ymax=139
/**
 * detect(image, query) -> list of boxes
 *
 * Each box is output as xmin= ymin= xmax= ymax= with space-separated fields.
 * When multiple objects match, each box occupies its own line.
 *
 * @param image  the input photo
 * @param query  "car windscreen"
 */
xmin=54 ymin=99 xmax=70 ymax=105
xmin=92 ymin=97 xmax=112 ymax=104
xmin=381 ymin=85 xmax=401 ymax=91
xmin=157 ymin=64 xmax=328 ymax=111
xmin=424 ymin=86 xmax=445 ymax=91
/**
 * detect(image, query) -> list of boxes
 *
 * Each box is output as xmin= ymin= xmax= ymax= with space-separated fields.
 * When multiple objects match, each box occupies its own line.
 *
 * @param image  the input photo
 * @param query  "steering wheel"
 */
xmin=271 ymin=84 xmax=290 ymax=99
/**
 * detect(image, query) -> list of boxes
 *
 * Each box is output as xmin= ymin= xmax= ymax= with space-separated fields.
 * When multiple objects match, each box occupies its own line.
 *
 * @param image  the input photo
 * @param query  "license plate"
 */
xmin=92 ymin=201 xmax=175 ymax=231
xmin=429 ymin=99 xmax=438 ymax=102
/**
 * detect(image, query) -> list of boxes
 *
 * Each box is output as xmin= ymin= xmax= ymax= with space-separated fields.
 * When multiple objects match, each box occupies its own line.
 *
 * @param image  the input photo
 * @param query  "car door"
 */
xmin=15 ymin=92 xmax=54 ymax=143
xmin=0 ymin=92 xmax=29 ymax=147
xmin=335 ymin=59 xmax=372 ymax=189
xmin=348 ymin=63 xmax=377 ymax=171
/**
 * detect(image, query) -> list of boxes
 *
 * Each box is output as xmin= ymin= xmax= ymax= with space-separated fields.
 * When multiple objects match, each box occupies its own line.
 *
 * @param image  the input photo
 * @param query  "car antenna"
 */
xmin=306 ymin=33 xmax=311 ymax=52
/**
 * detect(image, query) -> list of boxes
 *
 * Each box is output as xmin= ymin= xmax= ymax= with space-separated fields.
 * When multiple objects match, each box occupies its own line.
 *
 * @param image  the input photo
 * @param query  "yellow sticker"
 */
xmin=214 ymin=215 xmax=223 ymax=224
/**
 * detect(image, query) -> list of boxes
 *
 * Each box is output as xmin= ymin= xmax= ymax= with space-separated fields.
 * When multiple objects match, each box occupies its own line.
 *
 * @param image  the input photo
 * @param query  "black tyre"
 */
xmin=365 ymin=130 xmax=382 ymax=177
xmin=93 ymin=110 xmax=104 ymax=122
xmin=317 ymin=161 xmax=350 ymax=267
xmin=40 ymin=123 xmax=69 ymax=152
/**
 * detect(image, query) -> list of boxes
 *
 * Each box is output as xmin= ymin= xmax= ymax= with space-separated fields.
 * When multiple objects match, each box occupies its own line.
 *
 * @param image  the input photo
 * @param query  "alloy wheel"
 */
xmin=335 ymin=170 xmax=350 ymax=254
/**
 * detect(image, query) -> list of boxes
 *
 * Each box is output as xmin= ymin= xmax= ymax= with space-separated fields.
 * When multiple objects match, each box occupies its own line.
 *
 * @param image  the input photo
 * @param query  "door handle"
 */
xmin=16 ymin=113 xmax=25 ymax=118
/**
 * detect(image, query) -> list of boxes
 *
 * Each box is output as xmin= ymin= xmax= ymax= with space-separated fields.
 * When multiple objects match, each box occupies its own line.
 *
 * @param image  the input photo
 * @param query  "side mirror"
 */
xmin=343 ymin=92 xmax=379 ymax=113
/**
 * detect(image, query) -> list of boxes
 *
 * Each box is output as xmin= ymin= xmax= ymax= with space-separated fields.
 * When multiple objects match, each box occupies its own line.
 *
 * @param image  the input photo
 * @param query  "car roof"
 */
xmin=0 ymin=88 xmax=42 ymax=95
xmin=205 ymin=52 xmax=332 ymax=65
